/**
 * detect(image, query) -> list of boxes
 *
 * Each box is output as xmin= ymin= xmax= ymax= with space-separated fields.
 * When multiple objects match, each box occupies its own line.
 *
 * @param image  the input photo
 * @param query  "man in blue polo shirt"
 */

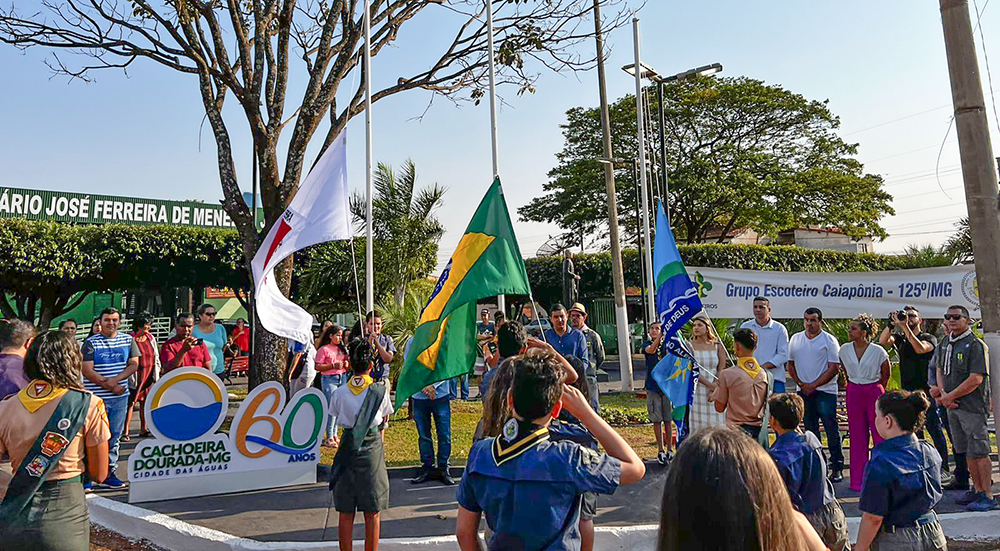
xmin=544 ymin=304 xmax=589 ymax=377
xmin=768 ymin=393 xmax=849 ymax=551
xmin=455 ymin=349 xmax=645 ymax=551
xmin=82 ymin=307 xmax=139 ymax=488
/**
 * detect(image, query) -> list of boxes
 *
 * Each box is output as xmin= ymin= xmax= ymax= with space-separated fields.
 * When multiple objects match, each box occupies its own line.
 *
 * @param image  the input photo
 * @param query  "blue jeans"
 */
xmin=103 ymin=394 xmax=130 ymax=474
xmin=321 ymin=373 xmax=346 ymax=439
xmin=459 ymin=374 xmax=470 ymax=399
xmin=799 ymin=390 xmax=843 ymax=471
xmin=413 ymin=397 xmax=452 ymax=472
xmin=773 ymin=380 xmax=786 ymax=394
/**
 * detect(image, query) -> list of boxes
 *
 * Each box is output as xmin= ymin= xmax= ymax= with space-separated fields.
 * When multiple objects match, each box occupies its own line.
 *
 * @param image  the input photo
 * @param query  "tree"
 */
xmin=943 ymin=217 xmax=973 ymax=264
xmin=0 ymin=0 xmax=627 ymax=386
xmin=0 ymin=219 xmax=246 ymax=328
xmin=294 ymin=235 xmax=438 ymax=317
xmin=349 ymin=160 xmax=445 ymax=305
xmin=519 ymin=77 xmax=895 ymax=246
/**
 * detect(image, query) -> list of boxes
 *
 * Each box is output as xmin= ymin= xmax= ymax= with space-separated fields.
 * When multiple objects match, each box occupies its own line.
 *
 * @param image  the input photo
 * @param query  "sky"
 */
xmin=2 ymin=0 xmax=998 ymax=273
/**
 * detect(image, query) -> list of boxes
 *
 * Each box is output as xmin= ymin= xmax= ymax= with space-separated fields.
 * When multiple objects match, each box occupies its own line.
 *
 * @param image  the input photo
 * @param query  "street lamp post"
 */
xmin=655 ymin=63 xmax=722 ymax=225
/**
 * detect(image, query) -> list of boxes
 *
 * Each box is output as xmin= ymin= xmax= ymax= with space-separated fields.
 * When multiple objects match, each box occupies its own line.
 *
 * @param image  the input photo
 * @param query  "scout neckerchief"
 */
xmin=942 ymin=328 xmax=973 ymax=376
xmin=347 ymin=374 xmax=374 ymax=395
xmin=18 ymin=379 xmax=68 ymax=413
xmin=328 ymin=380 xmax=386 ymax=490
xmin=0 ymin=383 xmax=91 ymax=520
xmin=492 ymin=418 xmax=549 ymax=466
xmin=737 ymin=356 xmax=762 ymax=379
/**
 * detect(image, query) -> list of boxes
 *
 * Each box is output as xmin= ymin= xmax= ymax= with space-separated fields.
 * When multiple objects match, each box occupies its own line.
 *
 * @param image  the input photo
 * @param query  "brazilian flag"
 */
xmin=394 ymin=179 xmax=530 ymax=408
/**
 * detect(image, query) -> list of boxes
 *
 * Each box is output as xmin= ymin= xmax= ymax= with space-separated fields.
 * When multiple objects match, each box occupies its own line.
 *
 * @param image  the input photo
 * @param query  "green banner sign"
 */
xmin=0 ymin=186 xmax=258 ymax=229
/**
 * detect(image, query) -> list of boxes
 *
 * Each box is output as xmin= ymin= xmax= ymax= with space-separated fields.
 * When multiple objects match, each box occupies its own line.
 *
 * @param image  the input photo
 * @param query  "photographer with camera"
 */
xmin=160 ymin=312 xmax=213 ymax=373
xmin=878 ymin=306 xmax=957 ymax=485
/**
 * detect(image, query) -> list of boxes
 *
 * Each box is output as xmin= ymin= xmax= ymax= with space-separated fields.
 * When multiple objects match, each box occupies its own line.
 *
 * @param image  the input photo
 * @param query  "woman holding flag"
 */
xmin=687 ymin=317 xmax=729 ymax=433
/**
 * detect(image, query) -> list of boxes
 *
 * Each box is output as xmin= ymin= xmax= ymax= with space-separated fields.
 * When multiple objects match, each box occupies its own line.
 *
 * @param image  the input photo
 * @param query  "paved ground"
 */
xmin=66 ymin=428 xmax=1000 ymax=543
xmin=1 ymin=360 xmax=996 ymax=544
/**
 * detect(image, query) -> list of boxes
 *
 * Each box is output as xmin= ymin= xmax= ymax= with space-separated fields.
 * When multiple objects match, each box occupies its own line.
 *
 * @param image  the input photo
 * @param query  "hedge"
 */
xmin=524 ymin=244 xmax=946 ymax=305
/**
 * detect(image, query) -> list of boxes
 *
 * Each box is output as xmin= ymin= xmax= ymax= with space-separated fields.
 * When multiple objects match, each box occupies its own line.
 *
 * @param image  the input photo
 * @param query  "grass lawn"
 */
xmin=319 ymin=393 xmax=660 ymax=467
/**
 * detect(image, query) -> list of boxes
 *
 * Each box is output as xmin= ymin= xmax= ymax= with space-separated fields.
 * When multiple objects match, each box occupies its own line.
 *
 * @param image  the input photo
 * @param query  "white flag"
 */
xmin=251 ymin=133 xmax=351 ymax=345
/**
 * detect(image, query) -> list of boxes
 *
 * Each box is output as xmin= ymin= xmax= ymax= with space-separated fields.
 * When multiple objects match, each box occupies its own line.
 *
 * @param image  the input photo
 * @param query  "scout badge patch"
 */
xmin=25 ymin=456 xmax=49 ymax=477
xmin=18 ymin=379 xmax=68 ymax=413
xmin=40 ymin=432 xmax=70 ymax=457
xmin=492 ymin=418 xmax=549 ymax=466
xmin=347 ymin=374 xmax=374 ymax=395
xmin=737 ymin=356 xmax=762 ymax=379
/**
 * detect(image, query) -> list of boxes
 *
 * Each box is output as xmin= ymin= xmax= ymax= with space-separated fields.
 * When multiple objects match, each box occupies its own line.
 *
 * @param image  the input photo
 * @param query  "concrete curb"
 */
xmin=87 ymin=495 xmax=1000 ymax=550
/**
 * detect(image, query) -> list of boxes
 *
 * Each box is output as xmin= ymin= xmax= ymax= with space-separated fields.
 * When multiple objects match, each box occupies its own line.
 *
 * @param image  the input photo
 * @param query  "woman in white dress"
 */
xmin=688 ymin=318 xmax=729 ymax=433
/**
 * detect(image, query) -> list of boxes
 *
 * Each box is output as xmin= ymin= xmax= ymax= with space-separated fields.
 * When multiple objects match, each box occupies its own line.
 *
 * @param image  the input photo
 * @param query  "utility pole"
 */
xmin=594 ymin=0 xmax=634 ymax=391
xmin=939 ymin=0 xmax=1000 ymax=426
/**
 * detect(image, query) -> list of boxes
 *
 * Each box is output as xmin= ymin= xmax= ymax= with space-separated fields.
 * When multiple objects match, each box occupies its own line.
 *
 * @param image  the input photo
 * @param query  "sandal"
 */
xmin=122 ymin=435 xmax=131 ymax=442
xmin=139 ymin=430 xmax=153 ymax=438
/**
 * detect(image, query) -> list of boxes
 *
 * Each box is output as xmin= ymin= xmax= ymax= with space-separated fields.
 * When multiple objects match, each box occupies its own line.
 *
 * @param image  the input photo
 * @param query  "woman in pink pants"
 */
xmin=839 ymin=314 xmax=891 ymax=491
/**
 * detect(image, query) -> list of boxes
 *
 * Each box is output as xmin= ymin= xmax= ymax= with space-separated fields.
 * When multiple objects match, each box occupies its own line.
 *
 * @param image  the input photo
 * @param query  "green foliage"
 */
xmin=348 ymin=160 xmax=446 ymax=306
xmin=943 ymin=217 xmax=973 ymax=264
xmin=519 ymin=76 xmax=894 ymax=247
xmin=375 ymin=282 xmax=435 ymax=384
xmin=524 ymin=244 xmax=937 ymax=305
xmin=0 ymin=219 xmax=245 ymax=326
xmin=898 ymin=243 xmax=953 ymax=269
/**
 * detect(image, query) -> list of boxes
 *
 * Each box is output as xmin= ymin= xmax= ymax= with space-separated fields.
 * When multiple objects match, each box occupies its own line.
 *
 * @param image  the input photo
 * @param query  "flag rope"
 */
xmin=349 ymin=236 xmax=367 ymax=340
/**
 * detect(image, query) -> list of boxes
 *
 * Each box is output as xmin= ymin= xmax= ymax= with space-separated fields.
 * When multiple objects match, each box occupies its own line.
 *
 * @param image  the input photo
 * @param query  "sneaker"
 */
xmin=657 ymin=450 xmax=668 ymax=465
xmin=968 ymin=495 xmax=1000 ymax=512
xmin=102 ymin=473 xmax=129 ymax=489
xmin=957 ymin=490 xmax=983 ymax=506
xmin=82 ymin=480 xmax=93 ymax=492
xmin=944 ymin=478 xmax=971 ymax=491
xmin=666 ymin=450 xmax=676 ymax=462
xmin=940 ymin=470 xmax=955 ymax=488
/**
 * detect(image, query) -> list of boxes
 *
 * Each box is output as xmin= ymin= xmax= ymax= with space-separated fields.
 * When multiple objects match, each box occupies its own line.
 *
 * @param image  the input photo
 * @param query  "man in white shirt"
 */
xmin=787 ymin=307 xmax=844 ymax=483
xmin=741 ymin=297 xmax=789 ymax=393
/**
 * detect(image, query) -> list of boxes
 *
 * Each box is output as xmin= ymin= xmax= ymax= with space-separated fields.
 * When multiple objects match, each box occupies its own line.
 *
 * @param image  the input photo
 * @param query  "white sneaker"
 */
xmin=657 ymin=450 xmax=668 ymax=465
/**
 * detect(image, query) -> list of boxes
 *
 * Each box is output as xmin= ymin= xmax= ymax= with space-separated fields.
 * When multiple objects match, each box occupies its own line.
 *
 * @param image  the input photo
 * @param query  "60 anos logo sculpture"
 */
xmin=128 ymin=367 xmax=328 ymax=502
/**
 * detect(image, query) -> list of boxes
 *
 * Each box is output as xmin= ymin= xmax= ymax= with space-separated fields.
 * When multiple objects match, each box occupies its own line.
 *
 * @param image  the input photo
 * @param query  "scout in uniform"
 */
xmin=854 ymin=390 xmax=947 ymax=551
xmin=0 ymin=331 xmax=111 ymax=551
xmin=767 ymin=393 xmax=850 ymax=551
xmin=456 ymin=348 xmax=645 ymax=551
xmin=327 ymin=339 xmax=393 ymax=551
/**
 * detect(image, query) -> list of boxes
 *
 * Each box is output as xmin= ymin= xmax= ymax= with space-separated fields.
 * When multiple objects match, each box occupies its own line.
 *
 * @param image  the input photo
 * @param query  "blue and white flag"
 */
xmin=649 ymin=202 xmax=704 ymax=440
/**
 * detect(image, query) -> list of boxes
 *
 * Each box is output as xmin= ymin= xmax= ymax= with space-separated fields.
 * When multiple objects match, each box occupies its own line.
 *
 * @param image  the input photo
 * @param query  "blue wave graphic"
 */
xmin=245 ymin=435 xmax=310 ymax=455
xmin=151 ymin=402 xmax=223 ymax=441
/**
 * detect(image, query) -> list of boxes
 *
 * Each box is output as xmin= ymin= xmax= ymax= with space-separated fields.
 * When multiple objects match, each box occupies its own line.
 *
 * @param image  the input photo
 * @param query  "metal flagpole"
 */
xmin=486 ymin=0 xmax=506 ymax=318
xmin=364 ymin=0 xmax=374 ymax=315
xmin=631 ymin=14 xmax=656 ymax=328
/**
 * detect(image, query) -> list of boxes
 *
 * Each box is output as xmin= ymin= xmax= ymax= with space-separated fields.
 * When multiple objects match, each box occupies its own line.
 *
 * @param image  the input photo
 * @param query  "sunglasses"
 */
xmin=944 ymin=314 xmax=965 ymax=321
xmin=204 ymin=311 xmax=217 ymax=317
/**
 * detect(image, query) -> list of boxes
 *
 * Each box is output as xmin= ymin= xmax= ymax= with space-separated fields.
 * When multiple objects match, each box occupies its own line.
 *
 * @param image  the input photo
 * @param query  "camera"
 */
xmin=895 ymin=311 xmax=907 ymax=322
xmin=193 ymin=338 xmax=204 ymax=345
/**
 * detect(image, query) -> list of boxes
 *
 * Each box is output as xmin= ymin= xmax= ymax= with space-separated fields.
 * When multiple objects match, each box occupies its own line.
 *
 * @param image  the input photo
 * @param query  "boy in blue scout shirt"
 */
xmin=767 ymin=393 xmax=849 ymax=551
xmin=455 ymin=348 xmax=646 ymax=551
xmin=854 ymin=390 xmax=946 ymax=551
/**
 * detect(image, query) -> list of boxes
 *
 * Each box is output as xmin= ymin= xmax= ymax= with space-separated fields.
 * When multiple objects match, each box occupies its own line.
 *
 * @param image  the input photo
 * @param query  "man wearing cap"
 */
xmin=570 ymin=302 xmax=604 ymax=411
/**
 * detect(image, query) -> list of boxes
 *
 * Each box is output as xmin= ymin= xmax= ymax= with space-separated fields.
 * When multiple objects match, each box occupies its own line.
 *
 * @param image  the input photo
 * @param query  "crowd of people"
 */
xmin=0 ymin=292 xmax=996 ymax=551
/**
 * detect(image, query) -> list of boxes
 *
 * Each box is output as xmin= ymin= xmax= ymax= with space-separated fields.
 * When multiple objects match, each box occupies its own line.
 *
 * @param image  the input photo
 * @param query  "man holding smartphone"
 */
xmin=160 ymin=312 xmax=213 ymax=373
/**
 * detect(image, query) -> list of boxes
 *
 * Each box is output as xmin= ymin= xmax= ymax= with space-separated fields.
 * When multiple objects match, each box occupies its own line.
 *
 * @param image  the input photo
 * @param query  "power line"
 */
xmin=973 ymin=0 xmax=1000 ymax=136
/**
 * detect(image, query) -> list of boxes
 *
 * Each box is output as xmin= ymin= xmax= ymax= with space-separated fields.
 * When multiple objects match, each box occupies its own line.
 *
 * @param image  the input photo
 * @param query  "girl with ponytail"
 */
xmin=854 ymin=389 xmax=946 ymax=550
